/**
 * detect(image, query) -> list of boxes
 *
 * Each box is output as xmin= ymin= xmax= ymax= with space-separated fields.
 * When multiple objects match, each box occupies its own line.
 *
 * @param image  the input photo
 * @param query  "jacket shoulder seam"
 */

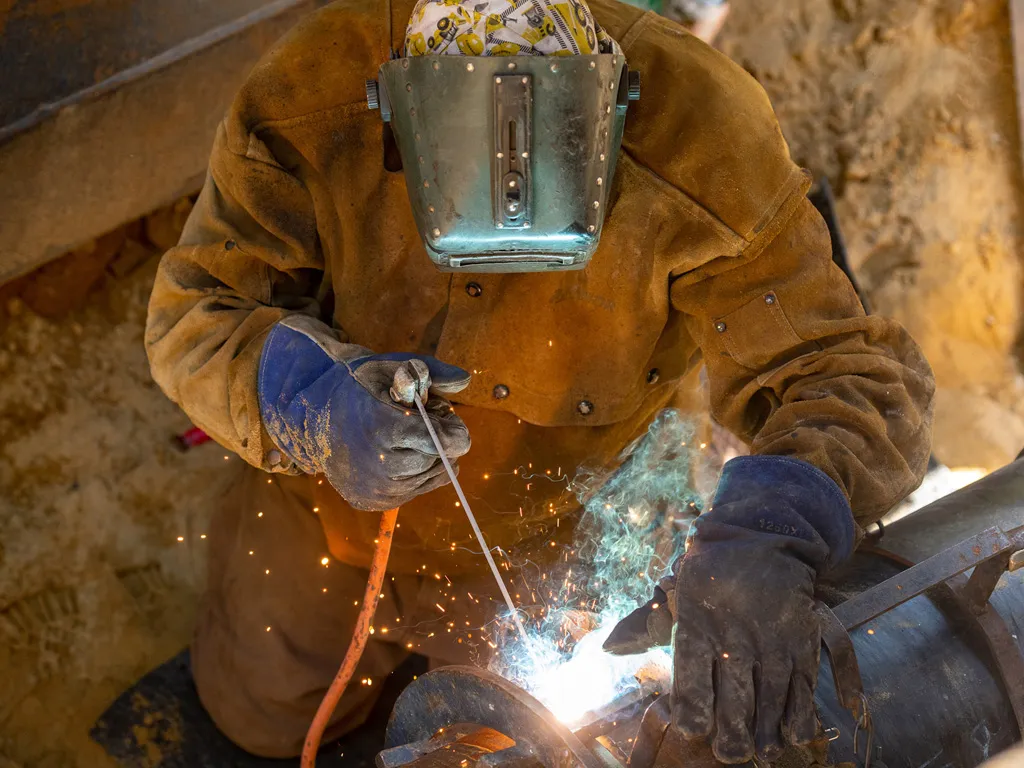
xmin=249 ymin=98 xmax=371 ymax=135
xmin=620 ymin=149 xmax=746 ymax=250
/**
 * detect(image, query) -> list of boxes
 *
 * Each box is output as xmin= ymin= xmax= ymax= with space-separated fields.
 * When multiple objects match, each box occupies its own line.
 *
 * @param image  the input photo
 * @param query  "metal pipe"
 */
xmin=872 ymin=458 xmax=1024 ymax=562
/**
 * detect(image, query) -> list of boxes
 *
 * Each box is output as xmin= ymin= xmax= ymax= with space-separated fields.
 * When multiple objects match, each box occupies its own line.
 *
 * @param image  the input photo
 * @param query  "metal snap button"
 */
xmin=647 ymin=368 xmax=660 ymax=384
xmin=267 ymin=449 xmax=282 ymax=466
xmin=714 ymin=321 xmax=727 ymax=333
xmin=466 ymin=282 xmax=483 ymax=298
xmin=493 ymin=384 xmax=510 ymax=400
xmin=765 ymin=293 xmax=776 ymax=305
xmin=577 ymin=400 xmax=594 ymax=416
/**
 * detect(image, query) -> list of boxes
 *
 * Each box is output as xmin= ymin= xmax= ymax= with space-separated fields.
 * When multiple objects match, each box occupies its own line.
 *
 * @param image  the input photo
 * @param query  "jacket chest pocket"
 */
xmin=436 ymin=265 xmax=670 ymax=427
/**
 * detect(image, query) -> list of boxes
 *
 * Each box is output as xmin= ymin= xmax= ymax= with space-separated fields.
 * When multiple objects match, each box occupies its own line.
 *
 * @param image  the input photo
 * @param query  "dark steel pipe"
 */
xmin=873 ymin=458 xmax=1024 ymax=563
xmin=810 ymin=459 xmax=1024 ymax=768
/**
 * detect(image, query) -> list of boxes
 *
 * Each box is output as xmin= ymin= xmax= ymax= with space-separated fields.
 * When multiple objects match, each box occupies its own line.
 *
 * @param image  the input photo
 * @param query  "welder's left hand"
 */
xmin=604 ymin=456 xmax=857 ymax=764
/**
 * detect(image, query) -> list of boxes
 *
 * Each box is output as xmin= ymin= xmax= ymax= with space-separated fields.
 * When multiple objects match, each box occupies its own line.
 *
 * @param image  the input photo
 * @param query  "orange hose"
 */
xmin=301 ymin=506 xmax=400 ymax=767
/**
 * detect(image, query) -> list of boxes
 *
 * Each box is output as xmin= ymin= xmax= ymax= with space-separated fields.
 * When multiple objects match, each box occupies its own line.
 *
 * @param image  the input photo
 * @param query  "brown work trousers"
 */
xmin=191 ymin=466 xmax=542 ymax=758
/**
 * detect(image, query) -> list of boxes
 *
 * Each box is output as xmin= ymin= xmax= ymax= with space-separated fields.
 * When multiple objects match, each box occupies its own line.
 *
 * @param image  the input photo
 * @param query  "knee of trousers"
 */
xmin=190 ymin=605 xmax=400 ymax=758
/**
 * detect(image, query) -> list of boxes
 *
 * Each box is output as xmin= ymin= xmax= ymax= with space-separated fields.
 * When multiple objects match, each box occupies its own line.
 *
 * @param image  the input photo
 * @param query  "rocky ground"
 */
xmin=1 ymin=0 xmax=1022 ymax=764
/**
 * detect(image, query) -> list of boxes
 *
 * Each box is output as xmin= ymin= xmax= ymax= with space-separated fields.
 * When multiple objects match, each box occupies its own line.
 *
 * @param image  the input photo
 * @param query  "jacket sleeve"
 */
xmin=670 ymin=192 xmax=935 ymax=528
xmin=145 ymin=120 xmax=338 ymax=472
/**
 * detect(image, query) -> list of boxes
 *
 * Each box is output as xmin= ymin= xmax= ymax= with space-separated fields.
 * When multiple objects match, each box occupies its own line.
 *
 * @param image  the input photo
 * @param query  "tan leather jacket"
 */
xmin=145 ymin=0 xmax=934 ymax=572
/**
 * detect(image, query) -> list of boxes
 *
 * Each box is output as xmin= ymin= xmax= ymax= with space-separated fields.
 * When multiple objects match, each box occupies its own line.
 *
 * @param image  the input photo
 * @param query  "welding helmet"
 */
xmin=365 ymin=0 xmax=640 ymax=273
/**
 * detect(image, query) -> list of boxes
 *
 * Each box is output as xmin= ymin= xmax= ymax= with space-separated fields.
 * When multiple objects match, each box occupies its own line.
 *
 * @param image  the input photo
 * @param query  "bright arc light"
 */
xmin=519 ymin=621 xmax=671 ymax=727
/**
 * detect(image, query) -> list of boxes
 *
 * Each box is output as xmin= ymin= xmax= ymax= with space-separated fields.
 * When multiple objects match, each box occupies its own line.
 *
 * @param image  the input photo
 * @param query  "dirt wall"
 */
xmin=717 ymin=0 xmax=1024 ymax=469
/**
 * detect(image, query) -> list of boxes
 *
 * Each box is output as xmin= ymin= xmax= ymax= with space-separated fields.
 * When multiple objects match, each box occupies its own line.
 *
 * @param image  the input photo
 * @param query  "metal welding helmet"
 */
xmin=364 ymin=0 xmax=640 ymax=273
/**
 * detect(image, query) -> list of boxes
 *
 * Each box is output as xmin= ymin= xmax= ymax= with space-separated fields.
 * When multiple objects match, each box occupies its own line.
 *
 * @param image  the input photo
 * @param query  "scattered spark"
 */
xmin=266 ymin=626 xmax=271 ymax=632
xmin=176 ymin=536 xmax=184 ymax=542
xmin=200 ymin=534 xmax=207 ymax=539
xmin=257 ymin=512 xmax=264 ymax=518
xmin=321 ymin=557 xmax=330 ymax=566
xmin=493 ymin=410 xmax=702 ymax=726
xmin=265 ymin=569 xmax=270 ymax=575
xmin=867 ymin=629 xmax=875 ymax=635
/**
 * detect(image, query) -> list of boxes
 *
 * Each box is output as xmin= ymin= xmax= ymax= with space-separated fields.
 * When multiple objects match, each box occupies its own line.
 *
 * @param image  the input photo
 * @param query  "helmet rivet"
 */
xmin=521 ymin=151 xmax=529 ymax=158
xmin=432 ymin=60 xmax=440 ymax=70
xmin=596 ymin=177 xmax=603 ymax=186
xmin=466 ymin=62 xmax=475 ymax=72
xmin=599 ymin=153 xmax=606 ymax=161
xmin=588 ymin=61 xmax=596 ymax=70
xmin=496 ymin=76 xmax=503 ymax=84
xmin=587 ymin=225 xmax=596 ymax=233
xmin=496 ymin=152 xmax=504 ymax=159
xmin=550 ymin=63 xmax=559 ymax=73
xmin=432 ymin=228 xmax=441 ymax=237
xmin=522 ymin=76 xmax=528 ymax=84
xmin=507 ymin=61 xmax=517 ymax=70
xmin=428 ymin=205 xmax=435 ymax=213
xmin=593 ymin=200 xmax=600 ymax=209
xmin=423 ymin=180 xmax=430 ymax=188
xmin=406 ymin=83 xmax=412 ymax=92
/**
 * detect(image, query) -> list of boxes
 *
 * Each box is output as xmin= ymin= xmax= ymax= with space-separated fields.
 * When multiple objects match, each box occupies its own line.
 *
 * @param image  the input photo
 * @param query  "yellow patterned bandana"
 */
xmin=405 ymin=0 xmax=622 ymax=57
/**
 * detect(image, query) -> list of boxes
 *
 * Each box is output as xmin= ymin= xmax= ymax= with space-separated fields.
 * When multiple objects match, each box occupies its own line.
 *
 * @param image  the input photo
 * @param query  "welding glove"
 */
xmin=258 ymin=315 xmax=472 ymax=511
xmin=604 ymin=455 xmax=855 ymax=764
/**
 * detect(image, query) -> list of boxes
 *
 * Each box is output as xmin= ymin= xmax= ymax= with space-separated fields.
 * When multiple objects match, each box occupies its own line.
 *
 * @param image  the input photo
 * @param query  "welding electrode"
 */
xmin=301 ymin=364 xmax=525 ymax=767
xmin=413 ymin=391 xmax=530 ymax=642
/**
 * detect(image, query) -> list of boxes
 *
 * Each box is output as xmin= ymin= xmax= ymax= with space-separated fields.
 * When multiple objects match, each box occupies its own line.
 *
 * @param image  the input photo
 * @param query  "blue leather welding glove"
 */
xmin=258 ymin=316 xmax=472 ymax=511
xmin=604 ymin=455 xmax=855 ymax=764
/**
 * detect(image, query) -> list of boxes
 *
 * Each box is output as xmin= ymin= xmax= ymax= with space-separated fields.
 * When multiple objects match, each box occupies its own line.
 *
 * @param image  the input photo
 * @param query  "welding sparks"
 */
xmin=492 ymin=410 xmax=704 ymax=726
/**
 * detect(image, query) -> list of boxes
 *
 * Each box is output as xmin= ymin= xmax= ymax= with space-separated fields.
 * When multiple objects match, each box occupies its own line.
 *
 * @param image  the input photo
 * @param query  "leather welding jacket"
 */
xmin=145 ymin=0 xmax=935 ymax=578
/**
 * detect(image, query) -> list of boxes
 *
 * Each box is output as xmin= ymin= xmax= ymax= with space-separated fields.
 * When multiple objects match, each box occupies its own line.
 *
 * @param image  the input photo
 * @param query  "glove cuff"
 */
xmin=257 ymin=317 xmax=370 ymax=474
xmin=708 ymin=455 xmax=855 ymax=571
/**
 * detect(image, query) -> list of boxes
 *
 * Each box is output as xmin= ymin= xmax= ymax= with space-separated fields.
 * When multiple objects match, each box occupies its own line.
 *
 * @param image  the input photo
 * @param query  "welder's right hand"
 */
xmin=257 ymin=316 xmax=471 ymax=511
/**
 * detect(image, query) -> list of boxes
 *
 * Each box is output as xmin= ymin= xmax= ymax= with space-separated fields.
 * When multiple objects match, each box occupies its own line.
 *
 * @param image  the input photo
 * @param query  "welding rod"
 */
xmin=413 ymin=393 xmax=529 ymax=642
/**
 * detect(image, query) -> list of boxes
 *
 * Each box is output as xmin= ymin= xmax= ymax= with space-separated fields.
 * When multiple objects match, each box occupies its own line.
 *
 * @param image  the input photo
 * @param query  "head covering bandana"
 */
xmin=405 ymin=0 xmax=622 ymax=57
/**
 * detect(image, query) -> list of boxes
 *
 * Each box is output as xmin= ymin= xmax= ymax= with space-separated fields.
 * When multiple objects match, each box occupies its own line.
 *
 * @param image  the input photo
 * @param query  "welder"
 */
xmin=144 ymin=0 xmax=935 ymax=761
